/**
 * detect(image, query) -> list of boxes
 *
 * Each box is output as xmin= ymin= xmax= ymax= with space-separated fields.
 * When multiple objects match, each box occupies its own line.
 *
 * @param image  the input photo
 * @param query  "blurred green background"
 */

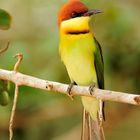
xmin=0 ymin=0 xmax=140 ymax=139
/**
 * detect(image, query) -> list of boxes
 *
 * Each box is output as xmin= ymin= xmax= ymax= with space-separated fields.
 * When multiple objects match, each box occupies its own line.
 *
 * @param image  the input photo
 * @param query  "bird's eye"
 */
xmin=71 ymin=11 xmax=78 ymax=18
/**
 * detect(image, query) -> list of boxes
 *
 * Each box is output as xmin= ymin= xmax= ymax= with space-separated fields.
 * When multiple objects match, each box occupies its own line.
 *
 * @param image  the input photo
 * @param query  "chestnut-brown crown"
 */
xmin=58 ymin=0 xmax=88 ymax=25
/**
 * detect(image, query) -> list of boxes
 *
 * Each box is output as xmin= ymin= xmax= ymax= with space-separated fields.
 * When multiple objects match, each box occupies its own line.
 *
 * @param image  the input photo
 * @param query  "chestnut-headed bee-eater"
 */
xmin=58 ymin=0 xmax=105 ymax=139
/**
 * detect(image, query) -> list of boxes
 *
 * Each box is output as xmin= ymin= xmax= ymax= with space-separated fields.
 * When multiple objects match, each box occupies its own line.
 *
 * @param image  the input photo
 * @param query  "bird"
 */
xmin=58 ymin=0 xmax=105 ymax=139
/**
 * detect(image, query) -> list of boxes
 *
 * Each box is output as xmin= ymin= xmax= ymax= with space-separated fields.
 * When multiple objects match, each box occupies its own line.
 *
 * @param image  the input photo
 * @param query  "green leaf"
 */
xmin=0 ymin=91 xmax=9 ymax=106
xmin=0 ymin=80 xmax=9 ymax=106
xmin=0 ymin=9 xmax=11 ymax=30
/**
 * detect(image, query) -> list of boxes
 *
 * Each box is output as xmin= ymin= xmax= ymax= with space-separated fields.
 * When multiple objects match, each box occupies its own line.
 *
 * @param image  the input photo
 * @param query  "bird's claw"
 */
xmin=89 ymin=82 xmax=96 ymax=95
xmin=67 ymin=82 xmax=76 ymax=100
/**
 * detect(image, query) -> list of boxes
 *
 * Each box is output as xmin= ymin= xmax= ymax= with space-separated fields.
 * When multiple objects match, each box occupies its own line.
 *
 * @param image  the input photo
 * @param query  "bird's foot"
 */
xmin=67 ymin=81 xmax=76 ymax=100
xmin=89 ymin=82 xmax=96 ymax=95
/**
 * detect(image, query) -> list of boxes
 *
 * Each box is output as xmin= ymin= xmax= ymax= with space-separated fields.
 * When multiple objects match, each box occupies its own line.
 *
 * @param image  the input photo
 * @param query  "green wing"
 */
xmin=94 ymin=37 xmax=105 ymax=120
xmin=94 ymin=37 xmax=104 ymax=89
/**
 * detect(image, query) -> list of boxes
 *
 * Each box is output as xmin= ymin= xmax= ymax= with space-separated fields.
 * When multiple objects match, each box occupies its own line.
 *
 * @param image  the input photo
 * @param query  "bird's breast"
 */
xmin=59 ymin=32 xmax=97 ymax=86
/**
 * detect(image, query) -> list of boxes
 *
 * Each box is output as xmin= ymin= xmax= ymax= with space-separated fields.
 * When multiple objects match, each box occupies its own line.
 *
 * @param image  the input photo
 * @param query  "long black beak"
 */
xmin=83 ymin=9 xmax=103 ymax=16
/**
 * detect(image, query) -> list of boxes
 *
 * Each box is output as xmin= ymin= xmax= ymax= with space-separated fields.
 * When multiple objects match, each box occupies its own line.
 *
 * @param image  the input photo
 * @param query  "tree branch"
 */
xmin=0 ymin=69 xmax=140 ymax=105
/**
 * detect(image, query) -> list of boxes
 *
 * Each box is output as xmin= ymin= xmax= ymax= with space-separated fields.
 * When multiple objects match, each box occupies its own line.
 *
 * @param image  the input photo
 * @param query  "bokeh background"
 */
xmin=0 ymin=0 xmax=140 ymax=139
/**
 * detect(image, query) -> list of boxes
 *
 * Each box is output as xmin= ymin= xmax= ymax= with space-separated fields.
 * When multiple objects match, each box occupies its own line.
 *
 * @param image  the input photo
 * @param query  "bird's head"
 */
xmin=58 ymin=0 xmax=102 ymax=34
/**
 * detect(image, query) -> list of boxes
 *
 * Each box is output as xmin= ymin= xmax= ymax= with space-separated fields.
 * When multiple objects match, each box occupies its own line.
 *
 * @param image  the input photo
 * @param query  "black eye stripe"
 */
xmin=71 ymin=11 xmax=83 ymax=18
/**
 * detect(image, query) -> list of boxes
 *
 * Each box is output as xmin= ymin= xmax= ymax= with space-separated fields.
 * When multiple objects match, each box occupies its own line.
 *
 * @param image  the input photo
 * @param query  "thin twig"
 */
xmin=0 ymin=69 xmax=140 ymax=105
xmin=14 ymin=53 xmax=23 ymax=72
xmin=9 ymin=84 xmax=19 ymax=140
xmin=0 ymin=42 xmax=10 ymax=54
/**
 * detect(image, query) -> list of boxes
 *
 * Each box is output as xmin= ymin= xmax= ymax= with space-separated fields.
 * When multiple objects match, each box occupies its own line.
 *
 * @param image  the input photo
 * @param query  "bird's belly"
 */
xmin=63 ymin=49 xmax=97 ymax=86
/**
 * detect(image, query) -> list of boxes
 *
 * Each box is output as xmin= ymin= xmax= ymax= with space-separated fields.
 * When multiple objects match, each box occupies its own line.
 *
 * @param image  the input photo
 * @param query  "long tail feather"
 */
xmin=81 ymin=108 xmax=105 ymax=140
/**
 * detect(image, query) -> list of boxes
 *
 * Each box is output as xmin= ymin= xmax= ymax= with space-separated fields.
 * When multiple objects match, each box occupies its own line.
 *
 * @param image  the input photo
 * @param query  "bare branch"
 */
xmin=0 ymin=69 xmax=140 ymax=105
xmin=9 ymin=54 xmax=23 ymax=140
